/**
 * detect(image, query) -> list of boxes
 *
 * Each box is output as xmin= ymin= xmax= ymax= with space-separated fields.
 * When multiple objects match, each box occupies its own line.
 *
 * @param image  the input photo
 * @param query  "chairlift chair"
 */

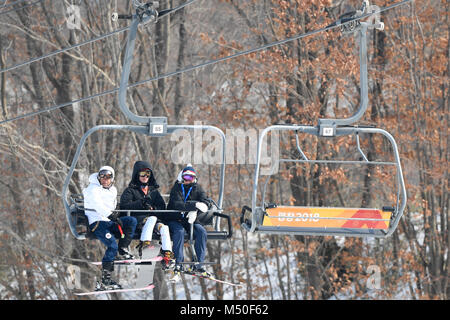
xmin=241 ymin=1 xmax=407 ymax=238
xmin=62 ymin=1 xmax=232 ymax=242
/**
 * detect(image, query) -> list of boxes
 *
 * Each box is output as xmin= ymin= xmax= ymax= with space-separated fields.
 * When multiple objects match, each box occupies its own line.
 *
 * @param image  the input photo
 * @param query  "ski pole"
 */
xmin=117 ymin=224 xmax=125 ymax=239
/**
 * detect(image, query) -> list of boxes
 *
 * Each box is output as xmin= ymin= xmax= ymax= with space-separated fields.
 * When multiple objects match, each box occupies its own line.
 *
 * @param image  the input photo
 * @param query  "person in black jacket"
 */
xmin=119 ymin=161 xmax=174 ymax=268
xmin=167 ymin=164 xmax=210 ymax=281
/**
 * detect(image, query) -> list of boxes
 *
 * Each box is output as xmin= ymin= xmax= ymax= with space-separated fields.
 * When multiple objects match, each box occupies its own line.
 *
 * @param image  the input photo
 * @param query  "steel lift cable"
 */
xmin=0 ymin=0 xmax=198 ymax=74
xmin=0 ymin=0 xmax=43 ymax=16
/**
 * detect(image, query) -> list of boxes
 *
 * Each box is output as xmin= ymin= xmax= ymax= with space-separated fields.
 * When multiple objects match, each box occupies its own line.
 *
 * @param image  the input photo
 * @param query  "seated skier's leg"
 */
xmin=167 ymin=220 xmax=185 ymax=264
xmin=140 ymin=216 xmax=158 ymax=242
xmin=140 ymin=216 xmax=157 ymax=243
xmin=117 ymin=216 xmax=137 ymax=259
xmin=90 ymin=221 xmax=122 ymax=290
xmin=191 ymin=223 xmax=211 ymax=277
xmin=193 ymin=223 xmax=207 ymax=262
xmin=135 ymin=216 xmax=157 ymax=257
xmin=159 ymin=224 xmax=172 ymax=252
xmin=167 ymin=221 xmax=185 ymax=282
xmin=157 ymin=223 xmax=175 ymax=269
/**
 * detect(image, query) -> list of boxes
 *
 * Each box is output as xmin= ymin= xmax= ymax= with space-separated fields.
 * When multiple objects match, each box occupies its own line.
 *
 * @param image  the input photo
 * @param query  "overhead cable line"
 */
xmin=0 ymin=26 xmax=130 ymax=74
xmin=0 ymin=0 xmax=43 ymax=16
xmin=1 ymin=0 xmax=31 ymax=10
xmin=0 ymin=0 xmax=411 ymax=126
xmin=160 ymin=0 xmax=196 ymax=15
xmin=0 ymin=0 xmax=197 ymax=74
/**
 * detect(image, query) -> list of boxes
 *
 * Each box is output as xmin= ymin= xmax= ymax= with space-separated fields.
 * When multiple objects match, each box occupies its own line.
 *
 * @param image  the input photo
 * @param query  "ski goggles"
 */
xmin=182 ymin=174 xmax=195 ymax=182
xmin=98 ymin=170 xmax=113 ymax=179
xmin=139 ymin=170 xmax=151 ymax=178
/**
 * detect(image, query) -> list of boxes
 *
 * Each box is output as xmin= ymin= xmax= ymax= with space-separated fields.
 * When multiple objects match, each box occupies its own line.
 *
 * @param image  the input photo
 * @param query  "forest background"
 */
xmin=0 ymin=0 xmax=447 ymax=300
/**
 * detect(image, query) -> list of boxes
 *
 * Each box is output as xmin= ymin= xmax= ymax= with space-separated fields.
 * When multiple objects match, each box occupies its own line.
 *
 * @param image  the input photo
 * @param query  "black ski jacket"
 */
xmin=167 ymin=181 xmax=214 ymax=226
xmin=167 ymin=181 xmax=209 ymax=212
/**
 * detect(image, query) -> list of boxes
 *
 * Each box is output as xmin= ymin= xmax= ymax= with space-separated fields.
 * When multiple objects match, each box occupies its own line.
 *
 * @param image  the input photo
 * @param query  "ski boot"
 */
xmin=96 ymin=262 xmax=122 ymax=291
xmin=135 ymin=240 xmax=152 ymax=258
xmin=169 ymin=264 xmax=183 ymax=283
xmin=189 ymin=265 xmax=212 ymax=278
xmin=116 ymin=246 xmax=134 ymax=260
xmin=160 ymin=250 xmax=175 ymax=270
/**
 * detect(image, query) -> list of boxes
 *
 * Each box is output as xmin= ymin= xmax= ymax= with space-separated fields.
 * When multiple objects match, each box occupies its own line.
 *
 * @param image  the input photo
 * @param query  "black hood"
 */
xmin=129 ymin=160 xmax=159 ymax=188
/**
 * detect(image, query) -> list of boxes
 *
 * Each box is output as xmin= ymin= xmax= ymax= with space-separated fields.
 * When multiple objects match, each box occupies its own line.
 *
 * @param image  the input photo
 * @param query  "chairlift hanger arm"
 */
xmin=116 ymin=2 xmax=157 ymax=124
xmin=318 ymin=3 xmax=371 ymax=133
xmin=317 ymin=0 xmax=395 ymax=136
xmin=318 ymin=21 xmax=369 ymax=131
xmin=115 ymin=1 xmax=198 ymax=124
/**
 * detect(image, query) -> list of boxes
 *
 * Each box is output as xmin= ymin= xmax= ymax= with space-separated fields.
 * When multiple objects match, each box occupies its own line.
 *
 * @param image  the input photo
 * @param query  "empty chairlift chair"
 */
xmin=241 ymin=2 xmax=406 ymax=238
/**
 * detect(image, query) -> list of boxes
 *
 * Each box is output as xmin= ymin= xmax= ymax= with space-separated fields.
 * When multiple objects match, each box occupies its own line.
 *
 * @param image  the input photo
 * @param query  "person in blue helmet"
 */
xmin=167 ymin=164 xmax=210 ymax=282
xmin=83 ymin=165 xmax=137 ymax=290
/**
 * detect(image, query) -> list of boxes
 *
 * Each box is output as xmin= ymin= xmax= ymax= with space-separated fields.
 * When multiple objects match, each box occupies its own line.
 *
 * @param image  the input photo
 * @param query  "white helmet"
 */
xmin=98 ymin=165 xmax=115 ymax=188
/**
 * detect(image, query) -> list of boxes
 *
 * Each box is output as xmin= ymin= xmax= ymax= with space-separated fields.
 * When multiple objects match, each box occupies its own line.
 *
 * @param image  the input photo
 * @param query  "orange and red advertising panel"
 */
xmin=263 ymin=206 xmax=391 ymax=230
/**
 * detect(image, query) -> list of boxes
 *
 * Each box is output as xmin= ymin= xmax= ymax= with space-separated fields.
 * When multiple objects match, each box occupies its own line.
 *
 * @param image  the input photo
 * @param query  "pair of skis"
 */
xmin=166 ymin=262 xmax=242 ymax=287
xmin=74 ymin=284 xmax=155 ymax=296
xmin=90 ymin=256 xmax=162 ymax=266
xmin=168 ymin=268 xmax=243 ymax=287
xmin=74 ymin=257 xmax=241 ymax=296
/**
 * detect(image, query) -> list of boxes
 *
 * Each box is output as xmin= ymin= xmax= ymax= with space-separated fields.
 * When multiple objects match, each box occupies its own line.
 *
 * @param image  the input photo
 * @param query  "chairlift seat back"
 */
xmin=263 ymin=205 xmax=393 ymax=231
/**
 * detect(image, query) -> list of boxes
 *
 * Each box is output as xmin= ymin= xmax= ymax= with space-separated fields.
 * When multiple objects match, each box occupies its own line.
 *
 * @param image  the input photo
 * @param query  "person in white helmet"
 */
xmin=82 ymin=165 xmax=137 ymax=290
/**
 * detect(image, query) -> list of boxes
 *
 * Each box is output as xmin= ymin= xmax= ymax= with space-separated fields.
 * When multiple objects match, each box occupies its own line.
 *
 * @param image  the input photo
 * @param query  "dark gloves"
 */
xmin=109 ymin=211 xmax=124 ymax=238
xmin=109 ymin=211 xmax=123 ymax=227
xmin=142 ymin=195 xmax=154 ymax=209
xmin=184 ymin=200 xmax=198 ymax=212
